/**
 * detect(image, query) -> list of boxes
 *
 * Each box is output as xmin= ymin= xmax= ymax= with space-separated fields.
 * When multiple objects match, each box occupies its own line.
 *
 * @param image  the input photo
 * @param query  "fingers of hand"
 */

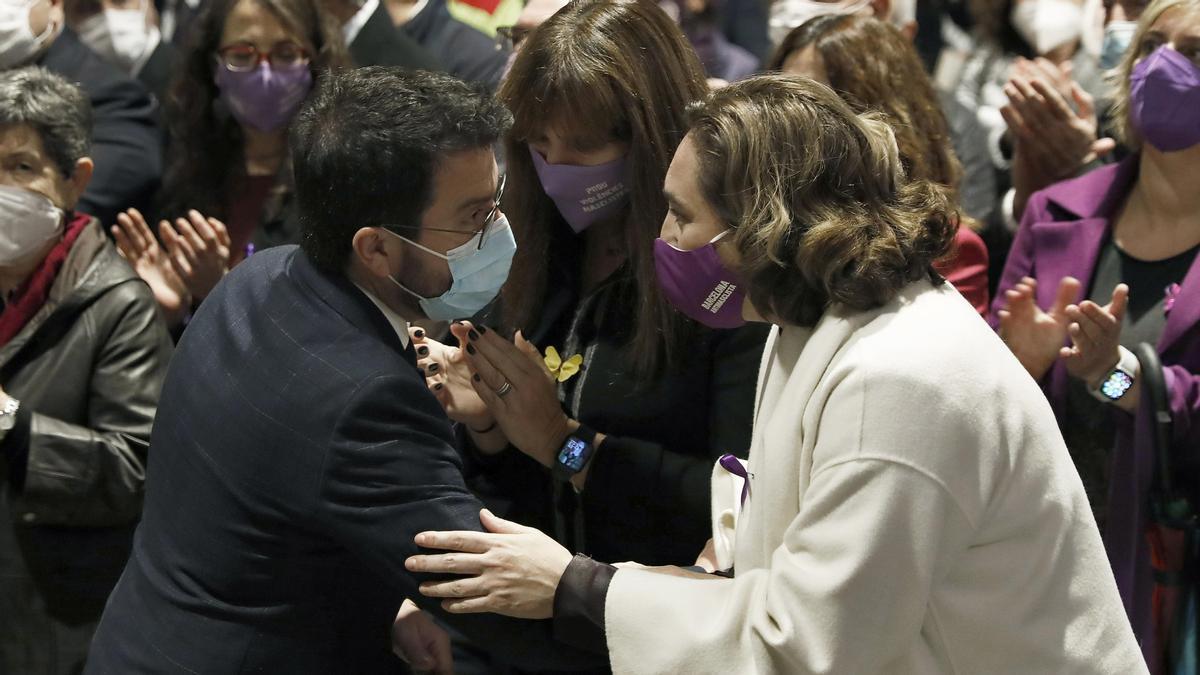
xmin=419 ymin=577 xmax=487 ymax=599
xmin=413 ymin=530 xmax=493 ymax=554
xmin=1029 ymin=78 xmax=1073 ymax=120
xmin=175 ymin=218 xmax=205 ymax=258
xmin=1109 ymin=283 xmax=1130 ymax=320
xmin=480 ymin=508 xmax=531 ymax=535
xmin=406 ymin=552 xmax=485 ymax=576
xmin=441 ymin=596 xmax=497 ymax=615
xmin=466 ymin=324 xmax=538 ymax=382
xmin=1051 ymin=276 xmax=1081 ymax=314
xmin=462 ymin=343 xmax=507 ymax=397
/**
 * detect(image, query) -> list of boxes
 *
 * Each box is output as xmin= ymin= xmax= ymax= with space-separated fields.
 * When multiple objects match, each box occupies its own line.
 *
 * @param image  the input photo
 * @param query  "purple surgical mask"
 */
xmin=214 ymin=61 xmax=313 ymax=133
xmin=1130 ymin=46 xmax=1200 ymax=152
xmin=653 ymin=230 xmax=747 ymax=329
xmin=529 ymin=147 xmax=630 ymax=233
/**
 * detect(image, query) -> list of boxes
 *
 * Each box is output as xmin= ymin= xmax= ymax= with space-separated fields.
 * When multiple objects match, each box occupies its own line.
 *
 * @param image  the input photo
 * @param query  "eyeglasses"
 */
xmin=385 ymin=174 xmax=506 ymax=252
xmin=494 ymin=25 xmax=531 ymax=52
xmin=216 ymin=41 xmax=310 ymax=72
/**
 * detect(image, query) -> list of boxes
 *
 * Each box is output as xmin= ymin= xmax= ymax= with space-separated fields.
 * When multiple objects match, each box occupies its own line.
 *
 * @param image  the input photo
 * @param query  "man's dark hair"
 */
xmin=292 ymin=67 xmax=513 ymax=272
xmin=0 ymin=67 xmax=92 ymax=178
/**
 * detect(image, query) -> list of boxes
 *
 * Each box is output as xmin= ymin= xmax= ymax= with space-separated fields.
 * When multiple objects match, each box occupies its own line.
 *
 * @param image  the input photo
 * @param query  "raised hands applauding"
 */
xmin=112 ymin=208 xmax=232 ymax=326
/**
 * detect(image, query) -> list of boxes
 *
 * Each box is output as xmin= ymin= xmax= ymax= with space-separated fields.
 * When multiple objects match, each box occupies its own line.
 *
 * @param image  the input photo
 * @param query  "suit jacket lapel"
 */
xmin=1031 ymin=217 xmax=1110 ymax=308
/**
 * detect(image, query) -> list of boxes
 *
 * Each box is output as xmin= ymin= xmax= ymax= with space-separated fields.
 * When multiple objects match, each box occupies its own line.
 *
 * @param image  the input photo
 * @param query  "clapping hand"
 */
xmin=113 ymin=208 xmax=190 ymax=326
xmin=1061 ymin=284 xmax=1129 ymax=385
xmin=411 ymin=324 xmax=496 ymax=433
xmin=458 ymin=323 xmax=574 ymax=467
xmin=1001 ymin=58 xmax=1116 ymax=218
xmin=998 ymin=276 xmax=1081 ymax=380
xmin=161 ymin=210 xmax=231 ymax=302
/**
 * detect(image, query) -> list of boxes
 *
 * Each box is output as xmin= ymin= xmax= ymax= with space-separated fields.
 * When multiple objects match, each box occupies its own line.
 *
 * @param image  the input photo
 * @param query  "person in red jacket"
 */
xmin=770 ymin=14 xmax=991 ymax=315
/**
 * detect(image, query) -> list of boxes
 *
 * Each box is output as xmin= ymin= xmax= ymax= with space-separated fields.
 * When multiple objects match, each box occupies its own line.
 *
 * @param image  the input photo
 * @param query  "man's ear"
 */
xmin=67 ymin=157 xmax=93 ymax=209
xmin=351 ymin=226 xmax=397 ymax=280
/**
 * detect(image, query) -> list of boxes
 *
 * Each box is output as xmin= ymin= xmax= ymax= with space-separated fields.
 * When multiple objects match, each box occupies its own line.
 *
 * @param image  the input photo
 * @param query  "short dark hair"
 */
xmin=292 ymin=67 xmax=512 ymax=272
xmin=0 ymin=67 xmax=92 ymax=177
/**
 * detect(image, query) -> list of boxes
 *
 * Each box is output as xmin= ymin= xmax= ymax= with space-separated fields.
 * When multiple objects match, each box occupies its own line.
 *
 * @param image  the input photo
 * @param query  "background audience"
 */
xmin=1 ymin=0 xmax=162 ymax=226
xmin=114 ymin=0 xmax=349 ymax=328
xmin=992 ymin=0 xmax=1200 ymax=667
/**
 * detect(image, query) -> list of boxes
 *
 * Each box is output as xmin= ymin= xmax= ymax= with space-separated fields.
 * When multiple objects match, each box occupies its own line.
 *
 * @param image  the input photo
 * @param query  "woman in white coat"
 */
xmin=405 ymin=74 xmax=1147 ymax=674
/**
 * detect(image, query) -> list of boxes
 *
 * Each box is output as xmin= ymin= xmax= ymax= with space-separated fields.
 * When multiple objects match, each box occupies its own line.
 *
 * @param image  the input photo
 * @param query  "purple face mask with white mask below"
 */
xmin=215 ymin=61 xmax=313 ymax=133
xmin=529 ymin=147 xmax=631 ymax=234
xmin=653 ymin=230 xmax=748 ymax=329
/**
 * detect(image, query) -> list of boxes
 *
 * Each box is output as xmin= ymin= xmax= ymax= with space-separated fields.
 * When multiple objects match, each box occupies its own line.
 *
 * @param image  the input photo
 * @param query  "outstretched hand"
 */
xmin=998 ymin=276 xmax=1081 ymax=380
xmin=406 ymin=509 xmax=573 ymax=620
xmin=112 ymin=208 xmax=190 ymax=327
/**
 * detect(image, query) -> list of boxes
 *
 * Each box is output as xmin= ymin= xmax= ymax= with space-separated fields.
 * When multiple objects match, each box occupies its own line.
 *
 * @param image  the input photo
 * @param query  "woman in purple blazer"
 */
xmin=991 ymin=0 xmax=1200 ymax=667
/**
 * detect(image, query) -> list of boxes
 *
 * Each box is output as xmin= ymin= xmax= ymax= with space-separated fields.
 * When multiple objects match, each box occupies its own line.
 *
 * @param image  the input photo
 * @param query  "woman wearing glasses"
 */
xmin=113 ymin=0 xmax=348 ymax=327
xmin=411 ymin=7 xmax=768 ymax=670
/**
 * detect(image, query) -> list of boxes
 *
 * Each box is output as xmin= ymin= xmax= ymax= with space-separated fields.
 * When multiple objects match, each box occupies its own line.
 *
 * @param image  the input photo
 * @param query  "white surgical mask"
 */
xmin=0 ymin=185 xmax=64 ymax=266
xmin=1010 ymin=0 xmax=1084 ymax=55
xmin=769 ymin=0 xmax=873 ymax=45
xmin=77 ymin=3 xmax=151 ymax=73
xmin=0 ymin=0 xmax=53 ymax=69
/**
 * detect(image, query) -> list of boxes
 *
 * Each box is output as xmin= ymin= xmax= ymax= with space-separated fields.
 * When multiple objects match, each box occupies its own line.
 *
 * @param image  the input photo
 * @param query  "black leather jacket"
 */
xmin=0 ymin=218 xmax=172 ymax=675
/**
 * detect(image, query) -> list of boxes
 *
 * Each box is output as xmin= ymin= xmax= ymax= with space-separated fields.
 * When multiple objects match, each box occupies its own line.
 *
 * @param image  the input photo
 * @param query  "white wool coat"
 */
xmin=604 ymin=280 xmax=1147 ymax=675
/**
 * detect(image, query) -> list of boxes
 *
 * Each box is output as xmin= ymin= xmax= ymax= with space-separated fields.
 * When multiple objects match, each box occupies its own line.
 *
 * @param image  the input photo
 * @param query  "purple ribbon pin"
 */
xmin=719 ymin=453 xmax=750 ymax=506
xmin=1165 ymin=283 xmax=1181 ymax=315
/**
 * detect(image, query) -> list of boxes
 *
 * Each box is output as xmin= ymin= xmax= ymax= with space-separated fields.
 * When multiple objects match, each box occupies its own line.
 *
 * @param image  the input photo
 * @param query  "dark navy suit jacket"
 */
xmin=87 ymin=246 xmax=603 ymax=673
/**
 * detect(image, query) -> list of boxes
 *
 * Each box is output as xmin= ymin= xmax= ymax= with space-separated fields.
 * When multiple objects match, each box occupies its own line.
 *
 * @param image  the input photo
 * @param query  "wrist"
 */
xmin=540 ymin=417 xmax=578 ymax=467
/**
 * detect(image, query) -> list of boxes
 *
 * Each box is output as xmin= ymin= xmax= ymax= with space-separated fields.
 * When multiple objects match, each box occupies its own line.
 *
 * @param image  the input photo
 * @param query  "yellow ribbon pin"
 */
xmin=544 ymin=346 xmax=583 ymax=383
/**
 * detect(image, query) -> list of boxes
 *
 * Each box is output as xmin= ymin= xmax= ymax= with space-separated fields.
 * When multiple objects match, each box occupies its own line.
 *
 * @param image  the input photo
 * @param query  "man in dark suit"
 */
xmin=87 ymin=66 xmax=603 ymax=674
xmin=7 ymin=0 xmax=164 ymax=226
xmin=325 ymin=0 xmax=443 ymax=70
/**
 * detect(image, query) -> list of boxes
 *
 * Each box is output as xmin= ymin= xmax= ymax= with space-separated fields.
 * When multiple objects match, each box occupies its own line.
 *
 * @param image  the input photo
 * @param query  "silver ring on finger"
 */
xmin=495 ymin=381 xmax=512 ymax=398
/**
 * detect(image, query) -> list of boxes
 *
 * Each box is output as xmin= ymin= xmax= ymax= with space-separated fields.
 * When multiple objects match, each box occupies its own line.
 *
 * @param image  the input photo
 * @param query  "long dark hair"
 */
xmin=497 ymin=0 xmax=709 ymax=377
xmin=160 ymin=0 xmax=348 ymax=221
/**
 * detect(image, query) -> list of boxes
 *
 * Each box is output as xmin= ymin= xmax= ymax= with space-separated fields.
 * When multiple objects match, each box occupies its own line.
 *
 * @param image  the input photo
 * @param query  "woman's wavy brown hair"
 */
xmin=687 ymin=74 xmax=958 ymax=326
xmin=496 ymin=0 xmax=709 ymax=377
xmin=768 ymin=15 xmax=964 ymax=210
xmin=160 ymin=0 xmax=348 ymax=221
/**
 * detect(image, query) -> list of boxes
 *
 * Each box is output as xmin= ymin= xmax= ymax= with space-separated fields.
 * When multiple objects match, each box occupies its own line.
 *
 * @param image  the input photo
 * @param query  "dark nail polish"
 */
xmin=468 ymin=330 xmax=480 ymax=341
xmin=473 ymin=374 xmax=481 ymax=382
xmin=414 ymin=329 xmax=425 ymax=339
xmin=466 ymin=344 xmax=476 ymax=355
xmin=417 ymin=346 xmax=429 ymax=357
xmin=428 ymin=363 xmax=439 ymax=372
xmin=434 ymin=383 xmax=444 ymax=391
xmin=476 ymin=325 xmax=488 ymax=335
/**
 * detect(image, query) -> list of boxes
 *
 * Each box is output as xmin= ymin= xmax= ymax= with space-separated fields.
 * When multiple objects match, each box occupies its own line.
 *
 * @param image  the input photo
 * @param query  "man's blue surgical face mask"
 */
xmin=383 ymin=214 xmax=517 ymax=322
xmin=1100 ymin=20 xmax=1138 ymax=70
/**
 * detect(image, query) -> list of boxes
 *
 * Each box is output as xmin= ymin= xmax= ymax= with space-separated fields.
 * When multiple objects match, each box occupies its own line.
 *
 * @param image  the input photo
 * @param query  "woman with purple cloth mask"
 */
xmin=111 ymin=0 xmax=347 ymax=328
xmin=410 ymin=4 xmax=768 ymax=669
xmin=405 ymin=74 xmax=1147 ymax=674
xmin=990 ymin=0 xmax=1200 ymax=668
